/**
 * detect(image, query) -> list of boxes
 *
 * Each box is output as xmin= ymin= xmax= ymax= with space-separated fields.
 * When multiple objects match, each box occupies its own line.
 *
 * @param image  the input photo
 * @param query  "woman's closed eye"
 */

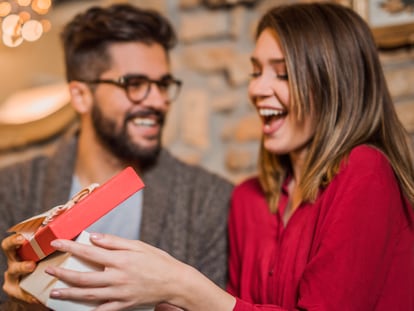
xmin=250 ymin=71 xmax=262 ymax=78
xmin=276 ymin=73 xmax=288 ymax=80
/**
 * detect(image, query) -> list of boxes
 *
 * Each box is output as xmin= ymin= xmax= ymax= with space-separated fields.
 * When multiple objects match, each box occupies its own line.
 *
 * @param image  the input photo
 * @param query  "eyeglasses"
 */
xmin=79 ymin=74 xmax=182 ymax=103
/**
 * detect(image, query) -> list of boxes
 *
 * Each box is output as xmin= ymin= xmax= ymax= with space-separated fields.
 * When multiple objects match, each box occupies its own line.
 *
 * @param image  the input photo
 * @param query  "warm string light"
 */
xmin=0 ymin=0 xmax=52 ymax=47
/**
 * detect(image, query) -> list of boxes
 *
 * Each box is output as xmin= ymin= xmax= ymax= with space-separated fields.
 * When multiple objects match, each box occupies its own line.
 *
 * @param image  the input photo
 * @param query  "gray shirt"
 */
xmin=70 ymin=176 xmax=143 ymax=239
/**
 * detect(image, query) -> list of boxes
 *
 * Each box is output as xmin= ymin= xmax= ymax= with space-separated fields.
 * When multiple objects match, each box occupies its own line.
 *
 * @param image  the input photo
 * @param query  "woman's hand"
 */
xmin=45 ymin=233 xmax=189 ymax=310
xmin=1 ymin=234 xmax=39 ymax=304
xmin=46 ymin=233 xmax=235 ymax=311
xmin=154 ymin=303 xmax=184 ymax=311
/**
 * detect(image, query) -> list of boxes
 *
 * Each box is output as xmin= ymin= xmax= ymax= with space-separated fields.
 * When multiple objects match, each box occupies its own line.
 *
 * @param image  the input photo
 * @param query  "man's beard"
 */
xmin=91 ymin=104 xmax=164 ymax=169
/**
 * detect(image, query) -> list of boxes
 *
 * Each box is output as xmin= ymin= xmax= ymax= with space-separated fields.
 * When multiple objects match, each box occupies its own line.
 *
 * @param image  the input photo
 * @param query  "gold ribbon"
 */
xmin=8 ymin=183 xmax=100 ymax=258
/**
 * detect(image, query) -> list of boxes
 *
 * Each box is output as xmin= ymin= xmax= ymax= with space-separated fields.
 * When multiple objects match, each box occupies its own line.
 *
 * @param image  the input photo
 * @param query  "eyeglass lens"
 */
xmin=125 ymin=76 xmax=180 ymax=102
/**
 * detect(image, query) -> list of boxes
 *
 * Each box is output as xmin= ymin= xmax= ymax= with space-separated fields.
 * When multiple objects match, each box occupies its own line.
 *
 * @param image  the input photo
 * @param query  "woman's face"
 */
xmin=249 ymin=29 xmax=315 ymax=158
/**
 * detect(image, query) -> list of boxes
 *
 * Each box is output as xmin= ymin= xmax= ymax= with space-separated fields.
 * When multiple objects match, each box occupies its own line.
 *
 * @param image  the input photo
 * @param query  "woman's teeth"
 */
xmin=258 ymin=108 xmax=286 ymax=124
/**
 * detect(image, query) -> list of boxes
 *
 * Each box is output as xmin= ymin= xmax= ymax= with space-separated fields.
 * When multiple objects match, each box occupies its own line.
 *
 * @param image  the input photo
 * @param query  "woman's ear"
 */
xmin=68 ymin=81 xmax=93 ymax=114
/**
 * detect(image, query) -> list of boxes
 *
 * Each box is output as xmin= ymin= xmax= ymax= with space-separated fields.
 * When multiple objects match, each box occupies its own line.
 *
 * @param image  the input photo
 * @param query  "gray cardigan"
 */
xmin=0 ymin=134 xmax=233 ymax=309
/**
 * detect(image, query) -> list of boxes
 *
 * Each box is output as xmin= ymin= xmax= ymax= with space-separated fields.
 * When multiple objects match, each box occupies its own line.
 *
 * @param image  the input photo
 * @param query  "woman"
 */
xmin=21 ymin=2 xmax=414 ymax=310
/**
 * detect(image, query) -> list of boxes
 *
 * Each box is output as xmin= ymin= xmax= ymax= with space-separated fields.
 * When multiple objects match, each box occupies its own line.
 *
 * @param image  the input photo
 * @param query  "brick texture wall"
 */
xmin=149 ymin=0 xmax=414 ymax=183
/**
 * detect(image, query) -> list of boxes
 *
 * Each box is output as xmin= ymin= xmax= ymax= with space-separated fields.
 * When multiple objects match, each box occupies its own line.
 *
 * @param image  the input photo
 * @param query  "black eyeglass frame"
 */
xmin=78 ymin=74 xmax=182 ymax=103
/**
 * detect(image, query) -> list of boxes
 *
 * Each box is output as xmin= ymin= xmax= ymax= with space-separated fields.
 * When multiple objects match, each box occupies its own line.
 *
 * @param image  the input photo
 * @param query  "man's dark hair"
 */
xmin=61 ymin=4 xmax=177 ymax=81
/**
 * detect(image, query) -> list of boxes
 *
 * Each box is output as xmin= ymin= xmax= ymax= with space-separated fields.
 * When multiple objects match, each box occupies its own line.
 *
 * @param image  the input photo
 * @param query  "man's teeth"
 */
xmin=132 ymin=118 xmax=156 ymax=126
xmin=259 ymin=108 xmax=285 ymax=117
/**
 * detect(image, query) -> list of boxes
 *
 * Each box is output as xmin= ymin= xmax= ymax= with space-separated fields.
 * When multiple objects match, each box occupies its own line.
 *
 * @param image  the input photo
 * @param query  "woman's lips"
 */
xmin=259 ymin=108 xmax=287 ymax=134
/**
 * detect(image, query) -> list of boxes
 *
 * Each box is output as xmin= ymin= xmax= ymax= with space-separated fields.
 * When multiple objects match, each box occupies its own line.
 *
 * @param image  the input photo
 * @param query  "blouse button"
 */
xmin=268 ymin=269 xmax=274 ymax=276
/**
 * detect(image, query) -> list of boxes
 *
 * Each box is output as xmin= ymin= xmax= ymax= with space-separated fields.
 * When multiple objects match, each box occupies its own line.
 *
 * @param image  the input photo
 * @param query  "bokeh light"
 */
xmin=0 ymin=0 xmax=52 ymax=47
xmin=22 ymin=19 xmax=42 ymax=41
xmin=0 ymin=2 xmax=12 ymax=17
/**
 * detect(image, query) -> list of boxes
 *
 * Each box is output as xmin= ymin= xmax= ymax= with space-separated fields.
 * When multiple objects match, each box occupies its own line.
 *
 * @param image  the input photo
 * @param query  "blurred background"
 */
xmin=0 ymin=0 xmax=413 ymax=183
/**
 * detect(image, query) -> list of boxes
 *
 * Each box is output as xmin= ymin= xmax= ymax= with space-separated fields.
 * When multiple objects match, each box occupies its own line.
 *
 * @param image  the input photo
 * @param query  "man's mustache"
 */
xmin=125 ymin=109 xmax=165 ymax=125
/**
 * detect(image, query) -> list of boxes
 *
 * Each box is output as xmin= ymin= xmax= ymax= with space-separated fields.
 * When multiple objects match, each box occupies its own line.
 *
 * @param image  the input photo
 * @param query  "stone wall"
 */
xmin=160 ymin=0 xmax=266 ymax=183
xmin=0 ymin=0 xmax=413 ymax=184
xmin=146 ymin=0 xmax=414 ymax=183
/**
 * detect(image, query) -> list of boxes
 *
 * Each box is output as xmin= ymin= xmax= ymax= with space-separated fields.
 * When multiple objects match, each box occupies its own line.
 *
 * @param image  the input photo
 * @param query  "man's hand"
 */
xmin=1 ymin=234 xmax=39 ymax=303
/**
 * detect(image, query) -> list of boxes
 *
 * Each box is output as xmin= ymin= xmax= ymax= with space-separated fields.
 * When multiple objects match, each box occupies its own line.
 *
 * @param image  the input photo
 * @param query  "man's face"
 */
xmin=90 ymin=42 xmax=172 ymax=166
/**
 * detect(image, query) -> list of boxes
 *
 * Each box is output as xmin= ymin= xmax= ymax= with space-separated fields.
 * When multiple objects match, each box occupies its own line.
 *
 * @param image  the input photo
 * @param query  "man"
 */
xmin=0 ymin=4 xmax=232 ymax=309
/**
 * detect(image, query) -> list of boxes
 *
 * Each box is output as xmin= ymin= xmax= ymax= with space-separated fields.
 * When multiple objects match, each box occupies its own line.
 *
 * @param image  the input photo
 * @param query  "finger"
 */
xmin=90 ymin=233 xmax=169 ymax=259
xmin=49 ymin=286 xmax=123 ymax=304
xmin=6 ymin=260 xmax=35 ymax=277
xmin=2 ymin=234 xmax=25 ymax=261
xmin=50 ymin=239 xmax=116 ymax=266
xmin=3 ymin=274 xmax=39 ymax=304
xmin=46 ymin=265 xmax=112 ymax=287
xmin=88 ymin=233 xmax=143 ymax=251
xmin=4 ymin=287 xmax=39 ymax=304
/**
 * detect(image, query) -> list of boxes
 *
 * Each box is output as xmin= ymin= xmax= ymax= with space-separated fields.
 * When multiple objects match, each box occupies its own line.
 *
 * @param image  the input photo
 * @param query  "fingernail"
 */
xmin=90 ymin=232 xmax=103 ymax=240
xmin=15 ymin=235 xmax=24 ymax=242
xmin=50 ymin=289 xmax=60 ymax=298
xmin=45 ymin=267 xmax=54 ymax=276
xmin=50 ymin=240 xmax=62 ymax=248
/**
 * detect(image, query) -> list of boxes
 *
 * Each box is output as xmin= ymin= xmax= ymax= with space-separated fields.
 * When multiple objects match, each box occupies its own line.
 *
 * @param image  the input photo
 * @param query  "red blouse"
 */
xmin=227 ymin=145 xmax=414 ymax=311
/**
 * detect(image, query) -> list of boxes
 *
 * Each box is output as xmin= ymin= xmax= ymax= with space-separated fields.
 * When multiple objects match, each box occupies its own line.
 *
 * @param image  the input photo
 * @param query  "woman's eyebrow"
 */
xmin=269 ymin=58 xmax=285 ymax=64
xmin=250 ymin=56 xmax=285 ymax=64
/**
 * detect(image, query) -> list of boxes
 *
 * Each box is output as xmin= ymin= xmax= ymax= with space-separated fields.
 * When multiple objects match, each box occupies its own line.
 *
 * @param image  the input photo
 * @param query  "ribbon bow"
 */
xmin=8 ymin=183 xmax=100 ymax=241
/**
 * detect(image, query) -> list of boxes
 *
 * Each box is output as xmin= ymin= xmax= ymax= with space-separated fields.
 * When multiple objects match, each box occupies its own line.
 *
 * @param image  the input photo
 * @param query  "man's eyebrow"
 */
xmin=159 ymin=73 xmax=174 ymax=80
xmin=124 ymin=73 xmax=174 ymax=80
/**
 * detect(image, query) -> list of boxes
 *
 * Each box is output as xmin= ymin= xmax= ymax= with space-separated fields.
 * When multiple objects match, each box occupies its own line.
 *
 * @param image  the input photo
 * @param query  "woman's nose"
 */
xmin=248 ymin=75 xmax=274 ymax=100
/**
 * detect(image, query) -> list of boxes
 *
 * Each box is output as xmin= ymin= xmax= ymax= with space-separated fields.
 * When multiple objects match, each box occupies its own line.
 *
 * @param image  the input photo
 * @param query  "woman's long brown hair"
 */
xmin=256 ymin=3 xmax=414 ymax=212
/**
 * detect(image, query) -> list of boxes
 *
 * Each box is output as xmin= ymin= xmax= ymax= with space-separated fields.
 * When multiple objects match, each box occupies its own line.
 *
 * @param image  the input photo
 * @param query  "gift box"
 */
xmin=8 ymin=166 xmax=145 ymax=261
xmin=21 ymin=231 xmax=156 ymax=311
xmin=20 ymin=231 xmax=101 ymax=311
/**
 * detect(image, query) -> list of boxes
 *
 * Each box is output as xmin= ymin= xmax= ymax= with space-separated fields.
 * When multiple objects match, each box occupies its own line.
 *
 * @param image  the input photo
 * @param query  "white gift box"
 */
xmin=20 ymin=231 xmax=101 ymax=311
xmin=20 ymin=231 xmax=155 ymax=311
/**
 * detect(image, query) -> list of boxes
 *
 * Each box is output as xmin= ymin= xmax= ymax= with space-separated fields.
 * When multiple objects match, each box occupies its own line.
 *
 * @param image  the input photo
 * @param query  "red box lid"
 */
xmin=16 ymin=167 xmax=144 ymax=261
